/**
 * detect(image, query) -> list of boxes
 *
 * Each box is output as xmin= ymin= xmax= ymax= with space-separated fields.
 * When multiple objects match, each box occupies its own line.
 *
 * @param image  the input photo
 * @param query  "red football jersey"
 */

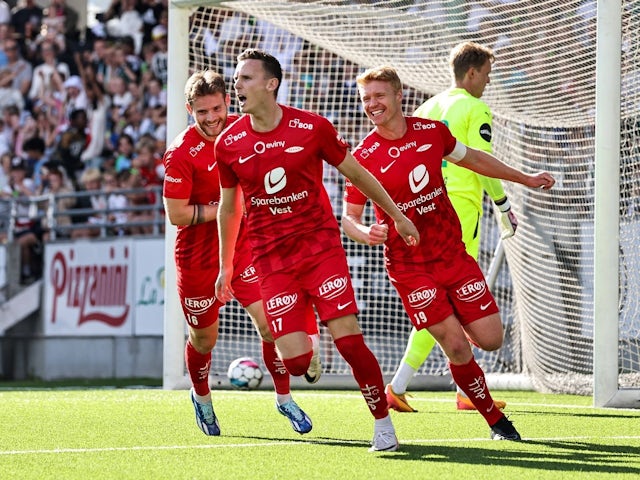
xmin=346 ymin=117 xmax=467 ymax=267
xmin=163 ymin=116 xmax=247 ymax=270
xmin=216 ymin=105 xmax=349 ymax=274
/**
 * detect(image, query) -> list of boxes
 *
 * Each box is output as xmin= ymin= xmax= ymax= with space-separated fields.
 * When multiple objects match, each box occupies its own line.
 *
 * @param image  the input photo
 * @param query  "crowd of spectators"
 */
xmin=0 ymin=0 xmax=169 ymax=283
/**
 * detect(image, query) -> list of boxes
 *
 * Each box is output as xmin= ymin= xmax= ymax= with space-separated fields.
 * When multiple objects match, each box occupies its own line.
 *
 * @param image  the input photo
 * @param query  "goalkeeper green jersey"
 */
xmin=414 ymin=87 xmax=505 ymax=213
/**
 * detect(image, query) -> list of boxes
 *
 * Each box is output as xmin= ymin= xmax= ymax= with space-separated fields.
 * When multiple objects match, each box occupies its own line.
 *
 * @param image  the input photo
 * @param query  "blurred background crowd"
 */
xmin=0 ymin=0 xmax=169 ymax=193
xmin=0 ymin=0 xmax=170 ymax=283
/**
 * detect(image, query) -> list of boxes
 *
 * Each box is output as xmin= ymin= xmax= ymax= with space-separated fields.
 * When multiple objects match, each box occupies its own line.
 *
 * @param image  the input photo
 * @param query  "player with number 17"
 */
xmin=215 ymin=49 xmax=420 ymax=452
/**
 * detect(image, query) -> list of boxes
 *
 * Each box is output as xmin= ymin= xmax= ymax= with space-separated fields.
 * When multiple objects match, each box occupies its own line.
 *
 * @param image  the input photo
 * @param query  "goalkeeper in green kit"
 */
xmin=385 ymin=41 xmax=517 ymax=412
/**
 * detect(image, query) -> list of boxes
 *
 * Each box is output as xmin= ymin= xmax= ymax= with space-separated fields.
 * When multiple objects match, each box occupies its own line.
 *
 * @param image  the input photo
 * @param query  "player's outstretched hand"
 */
xmin=215 ymin=269 xmax=234 ymax=304
xmin=394 ymin=215 xmax=420 ymax=247
xmin=528 ymin=171 xmax=556 ymax=190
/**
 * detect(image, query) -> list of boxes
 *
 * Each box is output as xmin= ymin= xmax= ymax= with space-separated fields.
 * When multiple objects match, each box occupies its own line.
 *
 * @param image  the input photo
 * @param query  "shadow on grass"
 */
xmin=228 ymin=433 xmax=371 ymax=450
xmin=517 ymin=409 xmax=640 ymax=420
xmin=384 ymin=440 xmax=640 ymax=475
xmin=229 ymin=434 xmax=640 ymax=475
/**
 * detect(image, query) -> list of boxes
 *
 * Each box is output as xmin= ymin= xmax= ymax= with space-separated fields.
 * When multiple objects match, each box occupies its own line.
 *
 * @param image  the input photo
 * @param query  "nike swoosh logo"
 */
xmin=380 ymin=160 xmax=396 ymax=173
xmin=486 ymin=403 xmax=494 ymax=413
xmin=207 ymin=162 xmax=216 ymax=171
xmin=337 ymin=301 xmax=353 ymax=311
xmin=480 ymin=302 xmax=492 ymax=311
xmin=238 ymin=153 xmax=256 ymax=164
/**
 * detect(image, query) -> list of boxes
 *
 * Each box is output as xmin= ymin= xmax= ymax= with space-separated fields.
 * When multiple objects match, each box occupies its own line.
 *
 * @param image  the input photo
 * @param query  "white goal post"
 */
xmin=163 ymin=0 xmax=640 ymax=408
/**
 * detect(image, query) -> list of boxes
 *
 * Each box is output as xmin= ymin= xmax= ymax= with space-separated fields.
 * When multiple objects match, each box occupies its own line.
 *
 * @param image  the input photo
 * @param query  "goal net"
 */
xmin=164 ymin=0 xmax=640 ymax=406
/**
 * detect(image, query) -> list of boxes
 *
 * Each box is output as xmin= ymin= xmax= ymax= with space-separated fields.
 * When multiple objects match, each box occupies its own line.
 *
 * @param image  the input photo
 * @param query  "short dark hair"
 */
xmin=69 ymin=108 xmax=87 ymax=123
xmin=23 ymin=136 xmax=46 ymax=153
xmin=237 ymin=49 xmax=282 ymax=98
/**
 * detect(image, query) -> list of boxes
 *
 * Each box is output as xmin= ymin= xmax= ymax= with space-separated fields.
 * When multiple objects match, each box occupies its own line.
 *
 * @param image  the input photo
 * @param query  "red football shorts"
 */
xmin=259 ymin=247 xmax=359 ymax=339
xmin=388 ymin=253 xmax=499 ymax=330
xmin=177 ymin=245 xmax=261 ymax=329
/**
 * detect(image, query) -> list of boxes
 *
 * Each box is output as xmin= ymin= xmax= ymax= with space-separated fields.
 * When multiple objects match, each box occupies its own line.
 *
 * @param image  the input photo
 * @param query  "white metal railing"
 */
xmin=1 ymin=185 xmax=165 ymax=242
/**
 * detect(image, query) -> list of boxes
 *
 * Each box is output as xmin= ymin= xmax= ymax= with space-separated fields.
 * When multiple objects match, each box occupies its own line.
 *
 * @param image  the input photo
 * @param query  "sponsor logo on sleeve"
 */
xmin=479 ymin=123 xmax=492 ymax=142
xmin=164 ymin=175 xmax=182 ymax=184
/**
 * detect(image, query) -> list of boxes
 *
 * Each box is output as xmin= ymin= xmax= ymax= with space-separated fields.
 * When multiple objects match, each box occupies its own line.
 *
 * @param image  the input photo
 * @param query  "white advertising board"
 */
xmin=42 ymin=238 xmax=166 ymax=336
xmin=131 ymin=239 xmax=166 ymax=335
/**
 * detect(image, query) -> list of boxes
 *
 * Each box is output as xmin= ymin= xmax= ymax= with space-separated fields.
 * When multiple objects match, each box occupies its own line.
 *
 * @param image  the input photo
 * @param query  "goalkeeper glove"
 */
xmin=495 ymin=197 xmax=518 ymax=239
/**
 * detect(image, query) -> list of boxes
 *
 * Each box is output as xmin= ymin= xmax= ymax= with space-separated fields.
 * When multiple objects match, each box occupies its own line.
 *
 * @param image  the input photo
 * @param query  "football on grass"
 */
xmin=227 ymin=357 xmax=263 ymax=390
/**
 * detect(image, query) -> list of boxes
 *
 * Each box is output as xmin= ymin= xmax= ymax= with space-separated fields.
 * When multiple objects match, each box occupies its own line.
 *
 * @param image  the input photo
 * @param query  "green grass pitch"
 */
xmin=1 ymin=387 xmax=639 ymax=479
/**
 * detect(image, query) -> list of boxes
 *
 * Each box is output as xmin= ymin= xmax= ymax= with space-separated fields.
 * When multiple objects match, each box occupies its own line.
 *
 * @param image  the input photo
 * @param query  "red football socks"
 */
xmin=185 ymin=340 xmax=211 ymax=397
xmin=334 ymin=334 xmax=388 ymax=419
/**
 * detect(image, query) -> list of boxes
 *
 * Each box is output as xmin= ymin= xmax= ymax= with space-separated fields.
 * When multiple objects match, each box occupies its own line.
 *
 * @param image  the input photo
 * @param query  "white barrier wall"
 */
xmin=42 ymin=237 xmax=166 ymax=337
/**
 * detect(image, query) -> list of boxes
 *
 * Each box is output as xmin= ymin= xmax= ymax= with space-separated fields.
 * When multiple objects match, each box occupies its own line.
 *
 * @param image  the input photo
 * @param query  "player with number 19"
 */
xmin=388 ymin=41 xmax=516 ymax=412
xmin=343 ymin=65 xmax=555 ymax=441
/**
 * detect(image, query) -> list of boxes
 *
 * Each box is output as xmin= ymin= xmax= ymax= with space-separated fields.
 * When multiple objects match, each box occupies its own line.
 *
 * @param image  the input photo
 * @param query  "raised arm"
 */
xmin=453 ymin=145 xmax=555 ymax=190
